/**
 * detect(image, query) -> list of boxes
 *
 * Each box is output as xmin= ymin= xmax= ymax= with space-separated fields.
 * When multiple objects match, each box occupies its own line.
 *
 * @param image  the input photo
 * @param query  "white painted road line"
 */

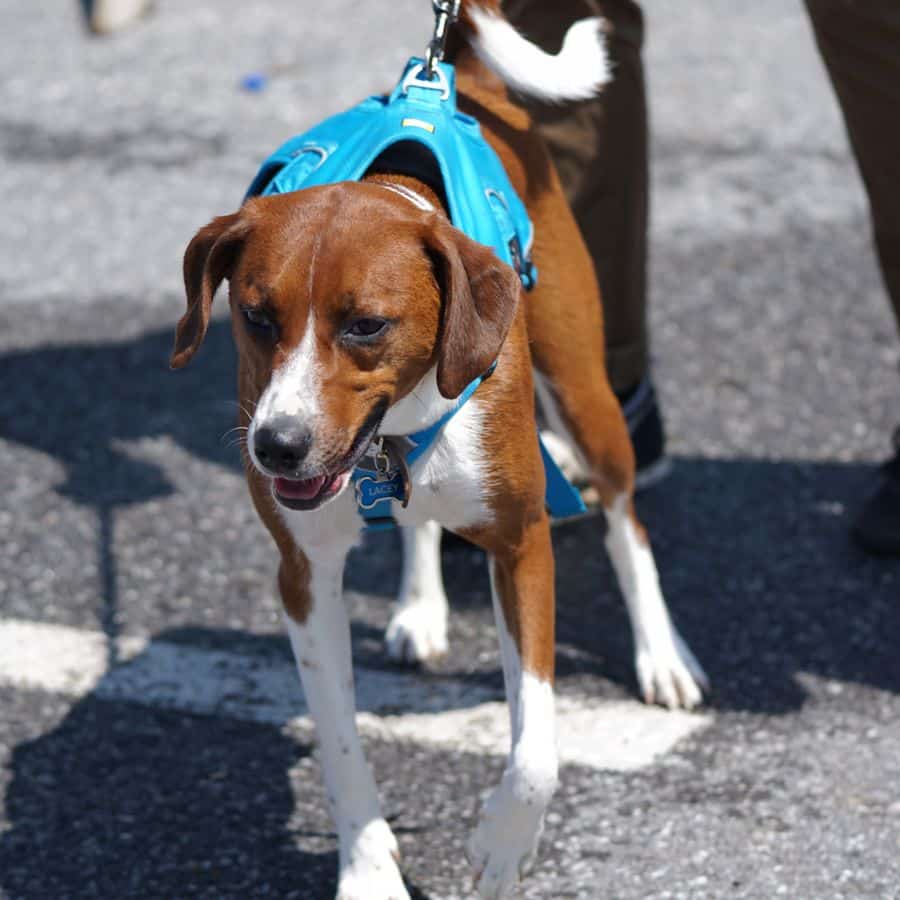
xmin=0 ymin=617 xmax=710 ymax=771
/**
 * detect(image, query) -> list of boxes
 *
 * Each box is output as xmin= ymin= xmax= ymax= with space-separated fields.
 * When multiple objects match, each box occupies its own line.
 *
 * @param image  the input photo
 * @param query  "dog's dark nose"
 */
xmin=253 ymin=418 xmax=313 ymax=473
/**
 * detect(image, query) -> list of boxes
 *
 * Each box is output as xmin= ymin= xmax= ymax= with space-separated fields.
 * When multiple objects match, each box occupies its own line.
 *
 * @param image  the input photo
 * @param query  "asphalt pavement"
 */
xmin=1 ymin=1 xmax=898 ymax=898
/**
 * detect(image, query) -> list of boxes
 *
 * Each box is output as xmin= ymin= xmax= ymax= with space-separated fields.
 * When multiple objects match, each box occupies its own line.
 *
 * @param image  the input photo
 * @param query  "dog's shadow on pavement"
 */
xmin=0 ymin=653 xmax=432 ymax=900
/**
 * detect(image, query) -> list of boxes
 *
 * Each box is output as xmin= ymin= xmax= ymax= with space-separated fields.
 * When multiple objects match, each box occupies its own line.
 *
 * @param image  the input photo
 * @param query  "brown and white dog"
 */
xmin=172 ymin=3 xmax=707 ymax=898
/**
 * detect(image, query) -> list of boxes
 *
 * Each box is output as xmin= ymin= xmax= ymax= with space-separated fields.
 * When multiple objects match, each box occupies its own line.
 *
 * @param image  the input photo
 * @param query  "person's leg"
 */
xmin=506 ymin=0 xmax=648 ymax=393
xmin=805 ymin=0 xmax=900 ymax=554
xmin=505 ymin=0 xmax=665 ymax=485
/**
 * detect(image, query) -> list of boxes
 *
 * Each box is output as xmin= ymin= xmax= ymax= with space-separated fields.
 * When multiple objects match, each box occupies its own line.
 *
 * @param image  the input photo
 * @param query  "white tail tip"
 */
xmin=469 ymin=7 xmax=610 ymax=103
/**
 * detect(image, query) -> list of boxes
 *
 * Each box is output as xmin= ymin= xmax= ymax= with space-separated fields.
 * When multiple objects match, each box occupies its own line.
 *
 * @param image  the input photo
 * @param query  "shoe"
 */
xmin=80 ymin=0 xmax=154 ymax=35
xmin=852 ymin=427 xmax=900 ymax=556
xmin=615 ymin=377 xmax=671 ymax=491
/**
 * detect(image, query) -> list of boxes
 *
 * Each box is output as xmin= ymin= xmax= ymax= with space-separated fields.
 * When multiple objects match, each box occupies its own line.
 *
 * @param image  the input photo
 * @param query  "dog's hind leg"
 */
xmin=385 ymin=521 xmax=449 ymax=664
xmin=521 ymin=179 xmax=707 ymax=707
xmin=601 ymin=490 xmax=708 ymax=708
xmin=280 ymin=547 xmax=410 ymax=900
xmin=533 ymin=368 xmax=708 ymax=709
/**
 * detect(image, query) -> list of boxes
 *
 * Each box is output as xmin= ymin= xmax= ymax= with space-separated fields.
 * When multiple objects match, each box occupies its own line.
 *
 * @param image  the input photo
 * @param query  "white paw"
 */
xmin=635 ymin=627 xmax=709 ymax=710
xmin=466 ymin=780 xmax=548 ymax=900
xmin=336 ymin=819 xmax=408 ymax=900
xmin=385 ymin=600 xmax=448 ymax=664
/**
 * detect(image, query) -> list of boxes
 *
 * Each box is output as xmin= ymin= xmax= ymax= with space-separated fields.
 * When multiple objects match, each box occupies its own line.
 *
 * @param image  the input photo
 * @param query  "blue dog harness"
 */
xmin=246 ymin=58 xmax=585 ymax=528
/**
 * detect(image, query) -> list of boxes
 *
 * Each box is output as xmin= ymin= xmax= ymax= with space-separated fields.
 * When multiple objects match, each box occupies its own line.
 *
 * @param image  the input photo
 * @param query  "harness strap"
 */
xmin=405 ymin=367 xmax=490 ymax=466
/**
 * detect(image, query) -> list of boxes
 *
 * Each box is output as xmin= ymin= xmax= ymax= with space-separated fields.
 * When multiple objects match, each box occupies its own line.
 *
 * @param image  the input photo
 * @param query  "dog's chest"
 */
xmin=391 ymin=398 xmax=491 ymax=532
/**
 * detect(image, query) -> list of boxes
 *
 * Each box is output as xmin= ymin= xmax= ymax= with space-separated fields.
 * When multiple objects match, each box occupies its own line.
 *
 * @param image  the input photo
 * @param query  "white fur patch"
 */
xmin=469 ymin=7 xmax=610 ymax=103
xmin=262 ymin=312 xmax=321 ymax=419
xmin=604 ymin=495 xmax=708 ymax=709
xmin=248 ymin=309 xmax=321 ymax=470
xmin=380 ymin=365 xmax=457 ymax=435
xmin=386 ymin=367 xmax=492 ymax=534
xmin=280 ymin=484 xmax=362 ymax=556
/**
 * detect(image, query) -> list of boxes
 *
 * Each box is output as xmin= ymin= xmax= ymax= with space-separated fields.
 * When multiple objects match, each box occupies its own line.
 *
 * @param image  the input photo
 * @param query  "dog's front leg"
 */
xmin=280 ymin=551 xmax=409 ymax=900
xmin=466 ymin=517 xmax=559 ymax=900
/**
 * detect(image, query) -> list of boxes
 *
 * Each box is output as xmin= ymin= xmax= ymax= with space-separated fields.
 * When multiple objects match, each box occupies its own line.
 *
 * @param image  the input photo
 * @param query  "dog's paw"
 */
xmin=466 ymin=780 xmax=549 ymax=900
xmin=635 ymin=628 xmax=709 ymax=710
xmin=336 ymin=819 xmax=408 ymax=900
xmin=385 ymin=601 xmax=448 ymax=665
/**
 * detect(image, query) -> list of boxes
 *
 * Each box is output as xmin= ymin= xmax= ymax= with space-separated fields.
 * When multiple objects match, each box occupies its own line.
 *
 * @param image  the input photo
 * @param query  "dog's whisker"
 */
xmin=221 ymin=425 xmax=249 ymax=448
xmin=227 ymin=399 xmax=260 ymax=421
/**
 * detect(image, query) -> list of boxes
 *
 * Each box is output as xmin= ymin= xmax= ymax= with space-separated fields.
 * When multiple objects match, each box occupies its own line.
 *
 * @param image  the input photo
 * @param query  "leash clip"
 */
xmin=424 ymin=0 xmax=461 ymax=79
xmin=373 ymin=436 xmax=392 ymax=476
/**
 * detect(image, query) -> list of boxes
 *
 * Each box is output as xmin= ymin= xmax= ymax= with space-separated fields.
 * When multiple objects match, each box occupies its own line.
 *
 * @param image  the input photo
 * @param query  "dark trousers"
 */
xmin=506 ymin=0 xmax=900 ymax=392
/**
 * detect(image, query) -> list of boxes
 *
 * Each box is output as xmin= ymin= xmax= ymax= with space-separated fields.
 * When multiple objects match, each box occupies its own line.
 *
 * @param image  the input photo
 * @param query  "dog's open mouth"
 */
xmin=266 ymin=398 xmax=388 ymax=513
xmin=273 ymin=471 xmax=352 ymax=511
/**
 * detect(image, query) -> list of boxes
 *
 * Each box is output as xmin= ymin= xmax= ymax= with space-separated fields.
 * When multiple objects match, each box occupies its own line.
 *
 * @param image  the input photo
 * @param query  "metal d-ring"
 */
xmin=401 ymin=61 xmax=451 ymax=100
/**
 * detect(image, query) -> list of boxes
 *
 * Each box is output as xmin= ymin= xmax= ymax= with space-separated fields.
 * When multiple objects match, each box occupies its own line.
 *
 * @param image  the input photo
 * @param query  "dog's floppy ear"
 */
xmin=171 ymin=211 xmax=249 ymax=369
xmin=425 ymin=219 xmax=521 ymax=399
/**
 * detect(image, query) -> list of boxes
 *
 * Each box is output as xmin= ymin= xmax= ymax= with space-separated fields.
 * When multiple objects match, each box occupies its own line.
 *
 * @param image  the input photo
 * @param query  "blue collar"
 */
xmin=245 ymin=58 xmax=584 ymax=527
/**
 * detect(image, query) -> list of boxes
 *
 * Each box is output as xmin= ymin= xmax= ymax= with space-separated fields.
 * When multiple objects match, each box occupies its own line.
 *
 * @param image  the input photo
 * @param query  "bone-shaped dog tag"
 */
xmin=355 ymin=471 xmax=406 ymax=509
xmin=354 ymin=437 xmax=412 ymax=509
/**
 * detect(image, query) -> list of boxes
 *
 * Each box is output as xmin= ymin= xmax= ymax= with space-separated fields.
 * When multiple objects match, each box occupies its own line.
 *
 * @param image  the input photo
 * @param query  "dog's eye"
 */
xmin=344 ymin=317 xmax=389 ymax=340
xmin=241 ymin=306 xmax=277 ymax=336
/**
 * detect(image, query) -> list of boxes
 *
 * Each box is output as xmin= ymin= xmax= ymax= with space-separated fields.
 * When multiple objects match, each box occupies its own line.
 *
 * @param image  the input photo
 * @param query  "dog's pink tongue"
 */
xmin=275 ymin=475 xmax=327 ymax=500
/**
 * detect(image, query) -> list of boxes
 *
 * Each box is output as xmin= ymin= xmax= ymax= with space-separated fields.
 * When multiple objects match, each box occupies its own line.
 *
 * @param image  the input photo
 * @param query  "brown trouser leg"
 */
xmin=505 ymin=0 xmax=649 ymax=393
xmin=805 ymin=0 xmax=900 ymax=333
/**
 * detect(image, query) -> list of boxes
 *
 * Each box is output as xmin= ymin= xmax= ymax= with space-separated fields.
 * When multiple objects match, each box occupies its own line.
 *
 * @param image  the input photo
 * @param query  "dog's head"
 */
xmin=172 ymin=183 xmax=520 ymax=511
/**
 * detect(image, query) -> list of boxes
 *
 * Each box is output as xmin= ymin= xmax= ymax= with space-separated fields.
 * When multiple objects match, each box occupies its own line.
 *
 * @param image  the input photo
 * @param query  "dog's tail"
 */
xmin=459 ymin=1 xmax=610 ymax=102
